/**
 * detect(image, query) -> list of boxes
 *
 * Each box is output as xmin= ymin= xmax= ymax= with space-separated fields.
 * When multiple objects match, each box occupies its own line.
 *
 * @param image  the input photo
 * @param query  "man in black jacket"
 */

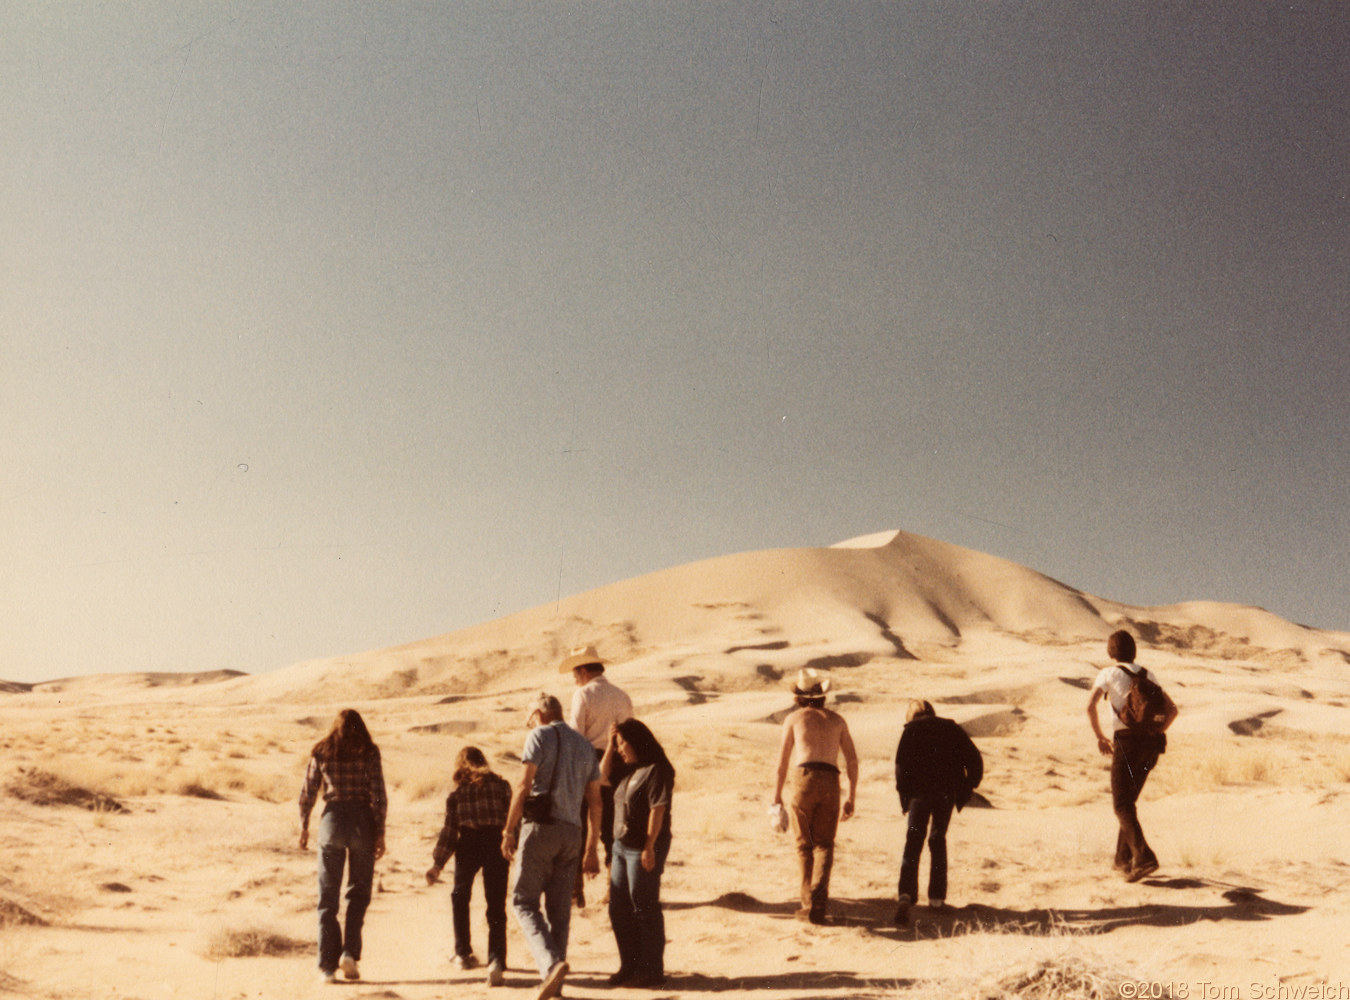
xmin=893 ymin=699 xmax=984 ymax=925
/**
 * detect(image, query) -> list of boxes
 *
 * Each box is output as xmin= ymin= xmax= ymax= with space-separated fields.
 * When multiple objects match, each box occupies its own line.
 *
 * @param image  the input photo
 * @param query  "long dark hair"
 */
xmin=312 ymin=708 xmax=379 ymax=762
xmin=615 ymin=718 xmax=675 ymax=784
xmin=452 ymin=745 xmax=494 ymax=787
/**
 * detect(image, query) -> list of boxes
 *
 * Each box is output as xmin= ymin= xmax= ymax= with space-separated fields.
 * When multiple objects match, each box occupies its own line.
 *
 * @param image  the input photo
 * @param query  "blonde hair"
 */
xmin=906 ymin=699 xmax=935 ymax=723
xmin=452 ymin=746 xmax=494 ymax=788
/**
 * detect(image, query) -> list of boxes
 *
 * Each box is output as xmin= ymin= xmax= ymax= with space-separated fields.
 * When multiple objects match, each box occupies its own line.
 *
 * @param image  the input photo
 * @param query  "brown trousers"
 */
xmin=786 ymin=767 xmax=840 ymax=916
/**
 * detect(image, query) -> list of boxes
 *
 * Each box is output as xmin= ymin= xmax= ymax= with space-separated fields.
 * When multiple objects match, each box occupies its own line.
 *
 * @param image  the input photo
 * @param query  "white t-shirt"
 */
xmin=569 ymin=674 xmax=634 ymax=750
xmin=1092 ymin=663 xmax=1161 ymax=733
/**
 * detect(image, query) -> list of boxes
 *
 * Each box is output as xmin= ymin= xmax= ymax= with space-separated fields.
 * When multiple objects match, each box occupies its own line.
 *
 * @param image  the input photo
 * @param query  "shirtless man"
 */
xmin=771 ymin=668 xmax=859 ymax=924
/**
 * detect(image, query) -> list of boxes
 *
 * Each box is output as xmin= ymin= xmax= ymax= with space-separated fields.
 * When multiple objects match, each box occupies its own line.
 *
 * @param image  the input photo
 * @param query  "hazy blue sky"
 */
xmin=4 ymin=3 xmax=1347 ymax=682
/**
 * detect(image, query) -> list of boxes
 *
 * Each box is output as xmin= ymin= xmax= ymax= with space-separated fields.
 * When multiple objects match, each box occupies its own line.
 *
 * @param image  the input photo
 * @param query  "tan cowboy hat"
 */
xmin=558 ymin=644 xmax=610 ymax=674
xmin=791 ymin=667 xmax=832 ymax=697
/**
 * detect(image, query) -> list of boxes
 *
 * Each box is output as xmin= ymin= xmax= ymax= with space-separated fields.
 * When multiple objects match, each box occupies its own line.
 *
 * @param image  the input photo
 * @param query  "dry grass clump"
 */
xmin=902 ymin=954 xmax=1135 ymax=1000
xmin=0 ymin=896 xmax=48 ymax=927
xmin=897 ymin=932 xmax=1145 ymax=1000
xmin=5 ymin=768 xmax=128 ymax=813
xmin=202 ymin=924 xmax=310 ymax=960
xmin=972 ymin=955 xmax=1127 ymax=1000
xmin=1153 ymin=734 xmax=1350 ymax=794
xmin=9 ymin=756 xmax=293 ymax=804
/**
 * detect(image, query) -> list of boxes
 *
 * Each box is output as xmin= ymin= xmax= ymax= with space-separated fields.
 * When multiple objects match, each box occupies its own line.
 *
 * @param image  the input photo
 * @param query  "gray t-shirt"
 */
xmin=613 ymin=762 xmax=673 ymax=849
xmin=522 ymin=721 xmax=600 ymax=827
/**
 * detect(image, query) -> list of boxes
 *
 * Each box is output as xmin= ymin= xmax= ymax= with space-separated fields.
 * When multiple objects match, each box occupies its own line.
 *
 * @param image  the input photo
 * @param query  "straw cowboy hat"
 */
xmin=791 ymin=667 xmax=832 ymax=697
xmin=558 ymin=644 xmax=610 ymax=674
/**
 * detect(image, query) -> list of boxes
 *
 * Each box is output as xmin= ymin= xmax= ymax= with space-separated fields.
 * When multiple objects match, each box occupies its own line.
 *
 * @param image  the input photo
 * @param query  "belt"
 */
xmin=799 ymin=761 xmax=840 ymax=775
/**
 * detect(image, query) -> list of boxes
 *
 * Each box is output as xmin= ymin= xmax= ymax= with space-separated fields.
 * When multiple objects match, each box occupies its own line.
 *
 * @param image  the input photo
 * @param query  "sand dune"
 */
xmin=3 ymin=529 xmax=1349 ymax=997
xmin=173 ymin=530 xmax=1349 ymax=707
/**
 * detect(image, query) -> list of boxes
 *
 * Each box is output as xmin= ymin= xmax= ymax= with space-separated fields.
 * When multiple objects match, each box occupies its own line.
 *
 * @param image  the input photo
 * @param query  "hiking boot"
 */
xmin=339 ymin=953 xmax=360 ymax=981
xmin=607 ymin=969 xmax=637 ymax=987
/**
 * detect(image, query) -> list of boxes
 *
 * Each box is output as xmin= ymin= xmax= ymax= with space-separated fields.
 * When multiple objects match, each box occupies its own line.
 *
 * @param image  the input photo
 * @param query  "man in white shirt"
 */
xmin=561 ymin=645 xmax=633 ymax=880
xmin=1087 ymin=630 xmax=1177 ymax=882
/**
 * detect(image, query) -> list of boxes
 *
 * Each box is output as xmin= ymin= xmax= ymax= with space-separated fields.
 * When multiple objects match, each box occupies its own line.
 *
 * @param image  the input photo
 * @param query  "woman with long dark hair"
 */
xmin=426 ymin=746 xmax=512 ymax=986
xmin=600 ymin=717 xmax=674 ymax=988
xmin=299 ymin=709 xmax=387 ymax=984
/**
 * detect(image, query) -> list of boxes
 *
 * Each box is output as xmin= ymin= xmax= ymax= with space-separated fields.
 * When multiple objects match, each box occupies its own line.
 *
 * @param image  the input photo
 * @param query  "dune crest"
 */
xmin=199 ymin=529 xmax=1349 ymax=704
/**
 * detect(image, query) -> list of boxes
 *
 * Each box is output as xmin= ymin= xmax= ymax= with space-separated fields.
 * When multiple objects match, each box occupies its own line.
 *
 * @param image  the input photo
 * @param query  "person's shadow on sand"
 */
xmin=562 ymin=970 xmax=910 ymax=996
xmin=679 ymin=878 xmax=1307 ymax=940
xmin=830 ymin=877 xmax=1307 ymax=940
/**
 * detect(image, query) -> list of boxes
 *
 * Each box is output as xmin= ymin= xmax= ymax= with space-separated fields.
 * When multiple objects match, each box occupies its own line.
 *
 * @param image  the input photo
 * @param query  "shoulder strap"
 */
xmin=539 ymin=724 xmax=561 ymax=794
xmin=1111 ymin=665 xmax=1139 ymax=720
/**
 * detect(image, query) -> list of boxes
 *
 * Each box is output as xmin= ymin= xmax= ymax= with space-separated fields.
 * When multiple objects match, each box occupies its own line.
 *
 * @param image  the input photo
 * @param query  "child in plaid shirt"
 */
xmin=426 ymin=746 xmax=512 ymax=985
xmin=298 ymin=709 xmax=387 ymax=984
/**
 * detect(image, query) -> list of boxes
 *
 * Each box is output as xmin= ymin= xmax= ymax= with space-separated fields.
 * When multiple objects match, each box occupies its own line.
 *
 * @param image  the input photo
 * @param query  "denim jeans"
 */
xmin=608 ymin=838 xmax=669 ymax=980
xmin=316 ymin=802 xmax=376 ymax=973
xmin=898 ymin=795 xmax=953 ymax=903
xmin=511 ymin=820 xmax=583 ymax=977
xmin=451 ymin=825 xmax=508 ymax=966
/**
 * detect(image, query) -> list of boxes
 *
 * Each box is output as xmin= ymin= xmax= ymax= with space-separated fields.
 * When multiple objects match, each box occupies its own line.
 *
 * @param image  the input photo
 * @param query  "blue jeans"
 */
xmin=511 ymin=820 xmax=583 ymax=977
xmin=898 ymin=795 xmax=952 ymax=903
xmin=316 ymin=802 xmax=376 ymax=973
xmin=608 ymin=839 xmax=669 ymax=980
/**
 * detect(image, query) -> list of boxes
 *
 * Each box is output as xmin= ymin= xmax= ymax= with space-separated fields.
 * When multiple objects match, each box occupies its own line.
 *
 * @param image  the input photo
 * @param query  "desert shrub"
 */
xmin=973 ymin=955 xmax=1129 ymax=1000
xmin=179 ymin=782 xmax=226 ymax=800
xmin=0 ymin=896 xmax=48 ymax=927
xmin=898 ymin=933 xmax=1145 ymax=1000
xmin=202 ymin=925 xmax=309 ymax=960
xmin=5 ymin=768 xmax=127 ymax=813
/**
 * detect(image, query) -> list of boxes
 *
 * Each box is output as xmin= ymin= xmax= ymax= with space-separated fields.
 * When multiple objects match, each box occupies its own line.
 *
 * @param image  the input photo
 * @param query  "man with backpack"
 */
xmin=1087 ymin=630 xmax=1178 ymax=882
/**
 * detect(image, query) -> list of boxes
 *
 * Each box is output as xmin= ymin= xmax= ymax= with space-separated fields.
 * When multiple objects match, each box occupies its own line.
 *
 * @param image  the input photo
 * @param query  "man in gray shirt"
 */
xmin=501 ymin=694 xmax=602 ymax=999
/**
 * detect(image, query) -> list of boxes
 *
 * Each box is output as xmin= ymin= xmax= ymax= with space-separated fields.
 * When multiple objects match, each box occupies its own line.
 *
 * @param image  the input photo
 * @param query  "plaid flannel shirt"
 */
xmin=431 ymin=773 xmax=512 ymax=868
xmin=299 ymin=750 xmax=388 ymax=837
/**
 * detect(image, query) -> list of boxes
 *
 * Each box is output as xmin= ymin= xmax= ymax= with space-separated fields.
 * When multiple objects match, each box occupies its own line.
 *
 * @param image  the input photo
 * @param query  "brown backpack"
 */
xmin=1116 ymin=665 xmax=1177 ymax=734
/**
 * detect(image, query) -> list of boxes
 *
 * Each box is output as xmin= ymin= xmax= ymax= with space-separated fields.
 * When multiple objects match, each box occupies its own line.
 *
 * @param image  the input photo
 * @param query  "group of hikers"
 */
xmin=297 ymin=629 xmax=1176 ymax=998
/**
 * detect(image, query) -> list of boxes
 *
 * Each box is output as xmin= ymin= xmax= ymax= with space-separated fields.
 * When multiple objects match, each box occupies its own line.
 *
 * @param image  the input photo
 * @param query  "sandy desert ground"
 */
xmin=3 ymin=531 xmax=1350 ymax=999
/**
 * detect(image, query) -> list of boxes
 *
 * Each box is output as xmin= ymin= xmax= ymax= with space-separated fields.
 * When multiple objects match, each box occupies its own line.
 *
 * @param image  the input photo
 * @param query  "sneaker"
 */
xmin=486 ymin=958 xmax=505 ymax=987
xmin=455 ymin=953 xmax=480 ymax=971
xmin=339 ymin=953 xmax=360 ymax=981
xmin=320 ymin=970 xmax=338 ymax=985
xmin=1125 ymin=859 xmax=1159 ymax=883
xmin=537 ymin=960 xmax=568 ymax=1000
xmin=928 ymin=898 xmax=946 ymax=911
